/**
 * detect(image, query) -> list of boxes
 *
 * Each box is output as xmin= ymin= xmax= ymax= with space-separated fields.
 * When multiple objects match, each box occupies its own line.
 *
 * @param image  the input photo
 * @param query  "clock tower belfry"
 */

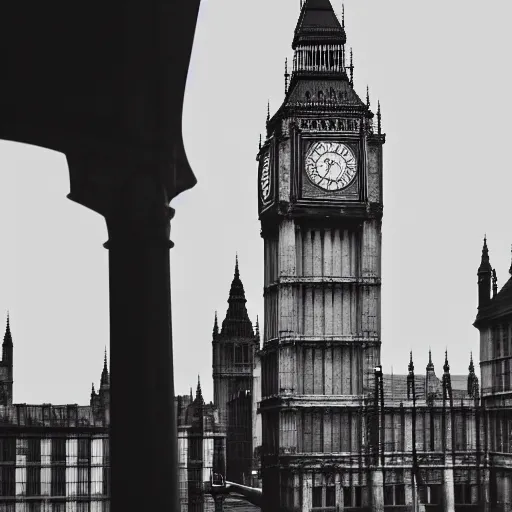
xmin=256 ymin=1 xmax=385 ymax=510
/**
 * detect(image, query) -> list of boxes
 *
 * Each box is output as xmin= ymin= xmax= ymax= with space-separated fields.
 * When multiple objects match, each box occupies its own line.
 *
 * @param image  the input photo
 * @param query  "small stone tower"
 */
xmin=212 ymin=256 xmax=259 ymax=426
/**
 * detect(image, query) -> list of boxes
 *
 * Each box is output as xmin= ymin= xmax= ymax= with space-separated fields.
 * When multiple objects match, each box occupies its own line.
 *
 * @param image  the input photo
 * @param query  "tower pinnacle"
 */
xmin=100 ymin=348 xmax=109 ymax=388
xmin=284 ymin=58 xmax=290 ymax=94
xmin=443 ymin=350 xmax=450 ymax=374
xmin=3 ymin=313 xmax=12 ymax=347
xmin=408 ymin=351 xmax=414 ymax=374
xmin=492 ymin=269 xmax=498 ymax=297
xmin=195 ymin=375 xmax=204 ymax=405
xmin=426 ymin=348 xmax=434 ymax=371
xmin=221 ymin=256 xmax=254 ymax=338
xmin=213 ymin=311 xmax=219 ymax=338
xmin=478 ymin=235 xmax=493 ymax=307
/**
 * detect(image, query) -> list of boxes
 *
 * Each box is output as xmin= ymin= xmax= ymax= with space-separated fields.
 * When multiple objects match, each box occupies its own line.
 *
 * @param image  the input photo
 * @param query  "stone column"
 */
xmin=104 ymin=180 xmax=179 ymax=511
xmin=502 ymin=471 xmax=511 ymax=512
xmin=480 ymin=468 xmax=491 ymax=512
xmin=442 ymin=467 xmax=455 ymax=512
xmin=371 ymin=469 xmax=384 ymax=512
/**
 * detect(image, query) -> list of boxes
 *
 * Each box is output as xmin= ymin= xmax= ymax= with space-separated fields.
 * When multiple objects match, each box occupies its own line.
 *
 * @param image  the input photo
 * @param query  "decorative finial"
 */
xmin=195 ymin=375 xmax=204 ymax=404
xmin=349 ymin=48 xmax=354 ymax=86
xmin=366 ymin=86 xmax=370 ymax=108
xmin=213 ymin=311 xmax=219 ymax=338
xmin=255 ymin=315 xmax=260 ymax=341
xmin=235 ymin=254 xmax=239 ymax=278
xmin=377 ymin=101 xmax=382 ymax=134
xmin=492 ymin=269 xmax=498 ymax=297
xmin=426 ymin=347 xmax=434 ymax=371
xmin=100 ymin=347 xmax=109 ymax=387
xmin=408 ymin=351 xmax=414 ymax=373
xmin=342 ymin=4 xmax=345 ymax=29
xmin=91 ymin=383 xmax=95 ymax=395
xmin=469 ymin=352 xmax=475 ymax=373
xmin=284 ymin=58 xmax=290 ymax=95
xmin=509 ymin=243 xmax=512 ymax=275
xmin=266 ymin=101 xmax=270 ymax=123
xmin=259 ymin=134 xmax=262 ymax=151
xmin=443 ymin=350 xmax=450 ymax=374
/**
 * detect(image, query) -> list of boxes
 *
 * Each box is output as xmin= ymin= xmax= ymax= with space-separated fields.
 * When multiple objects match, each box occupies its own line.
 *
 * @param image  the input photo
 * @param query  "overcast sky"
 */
xmin=0 ymin=0 xmax=510 ymax=405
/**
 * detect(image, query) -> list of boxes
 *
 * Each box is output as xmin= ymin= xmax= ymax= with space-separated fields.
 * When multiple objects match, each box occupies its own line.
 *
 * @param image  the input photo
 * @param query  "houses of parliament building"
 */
xmin=0 ymin=316 xmax=110 ymax=511
xmin=190 ymin=1 xmax=512 ymax=511
xmin=1 ymin=1 xmax=510 ymax=512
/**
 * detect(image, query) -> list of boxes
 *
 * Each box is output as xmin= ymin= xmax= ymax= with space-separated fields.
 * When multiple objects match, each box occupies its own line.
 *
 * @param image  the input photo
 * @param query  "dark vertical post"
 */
xmin=105 ymin=182 xmax=178 ymax=511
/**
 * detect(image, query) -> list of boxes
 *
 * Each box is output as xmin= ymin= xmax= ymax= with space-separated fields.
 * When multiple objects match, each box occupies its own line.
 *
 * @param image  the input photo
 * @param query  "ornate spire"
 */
xmin=3 ymin=313 xmax=12 ymax=347
xmin=259 ymin=134 xmax=262 ymax=151
xmin=190 ymin=387 xmax=193 ymax=402
xmin=426 ymin=348 xmax=434 ymax=371
xmin=91 ymin=383 xmax=96 ymax=397
xmin=342 ymin=3 xmax=345 ymax=28
xmin=377 ymin=101 xmax=382 ymax=134
xmin=407 ymin=351 xmax=415 ymax=400
xmin=221 ymin=256 xmax=254 ymax=338
xmin=443 ymin=350 xmax=450 ymax=375
xmin=213 ymin=311 xmax=219 ymax=339
xmin=349 ymin=47 xmax=354 ymax=85
xmin=266 ymin=101 xmax=270 ymax=124
xmin=478 ymin=235 xmax=492 ymax=273
xmin=492 ymin=269 xmax=498 ymax=297
xmin=478 ymin=235 xmax=493 ymax=308
xmin=195 ymin=375 xmax=204 ymax=405
xmin=366 ymin=86 xmax=370 ymax=108
xmin=100 ymin=348 xmax=109 ymax=388
xmin=284 ymin=58 xmax=290 ymax=94
xmin=255 ymin=315 xmax=260 ymax=343
xmin=467 ymin=352 xmax=479 ymax=398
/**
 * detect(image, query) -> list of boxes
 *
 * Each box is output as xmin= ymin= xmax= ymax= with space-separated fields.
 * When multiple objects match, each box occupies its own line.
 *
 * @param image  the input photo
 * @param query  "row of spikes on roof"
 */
xmin=410 ymin=348 xmax=476 ymax=377
xmin=259 ymin=0 xmax=382 ymax=150
xmin=212 ymin=255 xmax=259 ymax=341
xmin=408 ymin=349 xmax=479 ymax=396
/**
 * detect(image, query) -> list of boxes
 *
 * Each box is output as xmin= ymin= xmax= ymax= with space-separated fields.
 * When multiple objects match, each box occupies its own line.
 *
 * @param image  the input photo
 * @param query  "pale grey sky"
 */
xmin=0 ymin=0 xmax=510 ymax=405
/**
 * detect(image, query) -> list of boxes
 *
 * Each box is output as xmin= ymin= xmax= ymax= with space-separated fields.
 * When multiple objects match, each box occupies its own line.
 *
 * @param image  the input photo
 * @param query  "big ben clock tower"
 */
xmin=257 ymin=0 xmax=385 ymax=510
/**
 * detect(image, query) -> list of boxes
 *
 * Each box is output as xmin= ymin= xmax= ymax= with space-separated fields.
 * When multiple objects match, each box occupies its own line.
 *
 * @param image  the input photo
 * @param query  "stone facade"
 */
xmin=177 ymin=380 xmax=227 ymax=512
xmin=474 ymin=240 xmax=512 ymax=511
xmin=0 ymin=317 xmax=110 ymax=511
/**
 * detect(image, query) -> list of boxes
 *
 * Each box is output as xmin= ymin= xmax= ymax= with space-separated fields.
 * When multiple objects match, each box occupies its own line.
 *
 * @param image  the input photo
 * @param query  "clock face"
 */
xmin=305 ymin=141 xmax=357 ymax=191
xmin=260 ymin=152 xmax=271 ymax=202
